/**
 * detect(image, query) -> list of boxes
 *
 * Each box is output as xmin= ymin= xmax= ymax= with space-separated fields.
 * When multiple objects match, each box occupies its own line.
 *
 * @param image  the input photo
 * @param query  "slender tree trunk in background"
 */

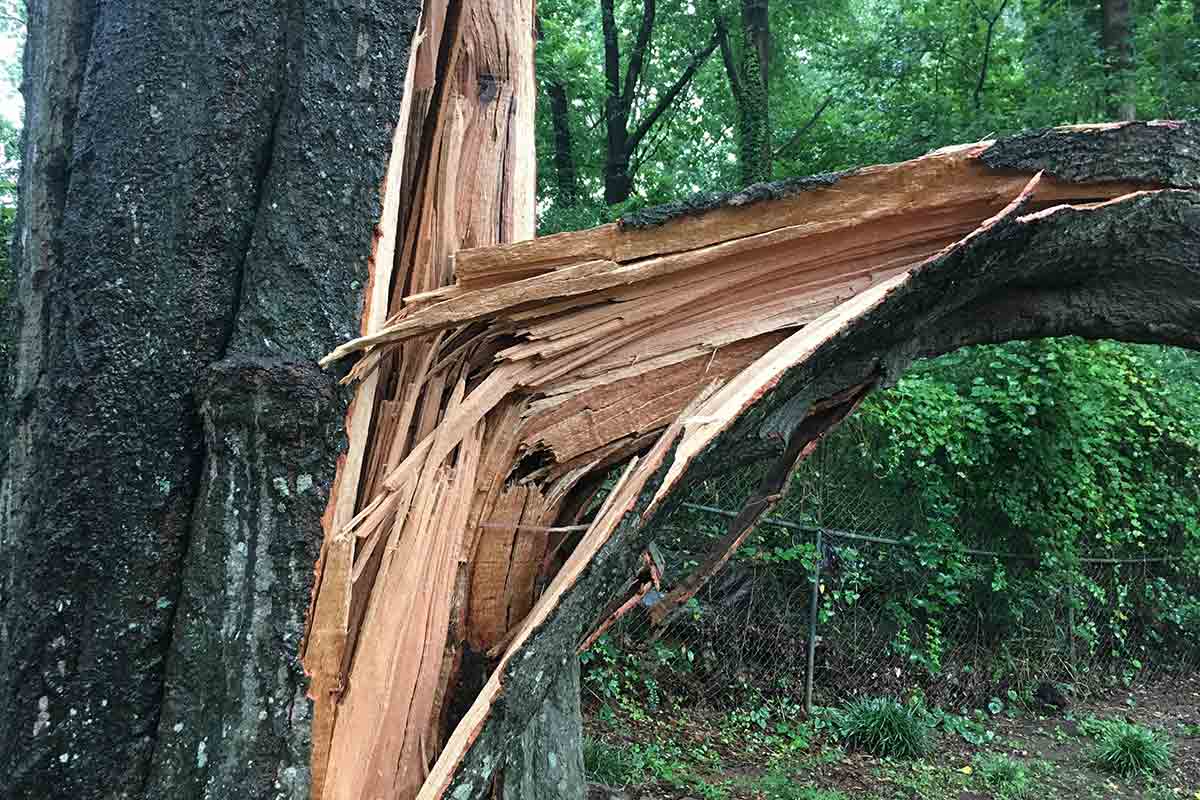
xmin=547 ymin=81 xmax=580 ymax=207
xmin=0 ymin=1 xmax=417 ymax=797
xmin=1102 ymin=0 xmax=1136 ymax=120
xmin=601 ymin=0 xmax=633 ymax=205
xmin=738 ymin=0 xmax=771 ymax=184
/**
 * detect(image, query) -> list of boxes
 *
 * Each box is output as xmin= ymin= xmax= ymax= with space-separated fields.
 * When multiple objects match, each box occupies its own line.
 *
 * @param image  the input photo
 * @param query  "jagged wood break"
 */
xmin=305 ymin=113 xmax=1200 ymax=799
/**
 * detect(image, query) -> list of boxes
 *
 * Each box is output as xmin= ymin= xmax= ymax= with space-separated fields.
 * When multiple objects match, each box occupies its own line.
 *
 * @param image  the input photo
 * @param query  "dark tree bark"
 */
xmin=737 ymin=0 xmax=770 ymax=184
xmin=714 ymin=0 xmax=772 ymax=184
xmin=0 ymin=2 xmax=419 ymax=798
xmin=547 ymin=81 xmax=580 ymax=208
xmin=1102 ymin=0 xmax=1136 ymax=120
xmin=501 ymin=659 xmax=585 ymax=800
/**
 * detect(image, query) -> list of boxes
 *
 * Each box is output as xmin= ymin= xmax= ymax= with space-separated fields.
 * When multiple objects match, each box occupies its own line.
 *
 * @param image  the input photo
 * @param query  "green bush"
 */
xmin=1090 ymin=720 xmax=1173 ymax=776
xmin=976 ymin=754 xmax=1035 ymax=800
xmin=837 ymin=697 xmax=931 ymax=759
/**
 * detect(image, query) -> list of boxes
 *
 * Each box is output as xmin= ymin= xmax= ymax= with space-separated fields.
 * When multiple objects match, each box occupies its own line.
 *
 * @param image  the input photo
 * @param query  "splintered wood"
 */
xmin=304 ymin=97 xmax=1154 ymax=800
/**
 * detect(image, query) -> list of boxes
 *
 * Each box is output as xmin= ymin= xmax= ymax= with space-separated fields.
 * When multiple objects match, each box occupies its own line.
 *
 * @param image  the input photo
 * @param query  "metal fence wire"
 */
xmin=578 ymin=421 xmax=1200 ymax=715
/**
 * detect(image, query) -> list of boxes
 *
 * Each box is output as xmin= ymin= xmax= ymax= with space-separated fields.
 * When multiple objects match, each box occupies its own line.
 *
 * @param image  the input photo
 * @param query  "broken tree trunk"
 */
xmin=301 ymin=1 xmax=543 ymax=798
xmin=309 ymin=120 xmax=1200 ymax=800
xmin=1 ymin=2 xmax=419 ymax=798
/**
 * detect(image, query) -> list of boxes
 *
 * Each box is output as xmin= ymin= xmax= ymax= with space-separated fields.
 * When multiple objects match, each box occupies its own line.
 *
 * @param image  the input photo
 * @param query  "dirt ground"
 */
xmin=584 ymin=674 xmax=1200 ymax=800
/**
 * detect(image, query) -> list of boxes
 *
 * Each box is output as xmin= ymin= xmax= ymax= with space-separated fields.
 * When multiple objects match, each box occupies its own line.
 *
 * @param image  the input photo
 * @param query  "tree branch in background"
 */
xmin=630 ymin=90 xmax=685 ymax=175
xmin=773 ymin=94 xmax=833 ymax=160
xmin=712 ymin=0 xmax=742 ymax=105
xmin=600 ymin=0 xmax=621 ymax=101
xmin=627 ymin=33 xmax=720 ymax=156
xmin=622 ymin=0 xmax=657 ymax=108
xmin=971 ymin=0 xmax=1011 ymax=110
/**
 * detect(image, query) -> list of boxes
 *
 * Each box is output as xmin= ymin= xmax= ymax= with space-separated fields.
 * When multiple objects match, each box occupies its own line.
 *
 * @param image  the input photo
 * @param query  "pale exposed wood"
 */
xmin=453 ymin=224 xmax=619 ymax=290
xmin=418 ymin=385 xmax=721 ymax=800
xmin=309 ymin=0 xmax=542 ymax=795
xmin=522 ymin=334 xmax=788 ymax=464
xmin=435 ymin=148 xmax=1146 ymax=299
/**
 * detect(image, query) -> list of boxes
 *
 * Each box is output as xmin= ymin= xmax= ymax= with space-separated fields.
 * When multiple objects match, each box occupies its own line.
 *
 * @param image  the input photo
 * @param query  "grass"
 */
xmin=838 ymin=697 xmax=932 ymax=759
xmin=584 ymin=736 xmax=730 ymax=798
xmin=1088 ymin=719 xmax=1172 ymax=776
xmin=753 ymin=769 xmax=850 ymax=800
xmin=976 ymin=753 xmax=1036 ymax=800
xmin=583 ymin=737 xmax=642 ymax=786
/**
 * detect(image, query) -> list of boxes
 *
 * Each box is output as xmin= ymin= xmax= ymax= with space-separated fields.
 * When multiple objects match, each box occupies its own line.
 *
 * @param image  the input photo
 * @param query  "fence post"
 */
xmin=1066 ymin=572 xmax=1077 ymax=670
xmin=805 ymin=529 xmax=822 ymax=716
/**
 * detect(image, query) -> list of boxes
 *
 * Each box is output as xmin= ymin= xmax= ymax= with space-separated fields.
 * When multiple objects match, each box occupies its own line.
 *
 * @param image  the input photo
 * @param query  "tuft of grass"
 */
xmin=1089 ymin=719 xmax=1172 ymax=776
xmin=976 ymin=753 xmax=1035 ymax=800
xmin=583 ymin=738 xmax=641 ymax=786
xmin=838 ymin=697 xmax=931 ymax=759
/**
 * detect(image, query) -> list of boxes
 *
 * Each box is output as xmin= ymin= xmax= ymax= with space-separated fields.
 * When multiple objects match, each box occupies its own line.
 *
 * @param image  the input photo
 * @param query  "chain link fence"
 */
xmin=578 ymin=419 xmax=1200 ymax=715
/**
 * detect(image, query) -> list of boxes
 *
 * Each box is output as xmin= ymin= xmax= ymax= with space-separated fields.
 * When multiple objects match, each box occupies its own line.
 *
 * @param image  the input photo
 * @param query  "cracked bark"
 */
xmin=1 ymin=1 xmax=420 ymax=798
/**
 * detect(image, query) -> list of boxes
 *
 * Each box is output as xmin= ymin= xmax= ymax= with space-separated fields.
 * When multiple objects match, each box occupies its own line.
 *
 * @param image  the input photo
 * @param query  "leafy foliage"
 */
xmin=685 ymin=338 xmax=1200 ymax=681
xmin=583 ymin=737 xmax=644 ymax=786
xmin=536 ymin=0 xmax=1200 ymax=233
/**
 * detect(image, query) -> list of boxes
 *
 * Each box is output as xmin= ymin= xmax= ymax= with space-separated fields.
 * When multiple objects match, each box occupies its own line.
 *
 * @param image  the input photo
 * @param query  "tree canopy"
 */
xmin=535 ymin=0 xmax=1200 ymax=233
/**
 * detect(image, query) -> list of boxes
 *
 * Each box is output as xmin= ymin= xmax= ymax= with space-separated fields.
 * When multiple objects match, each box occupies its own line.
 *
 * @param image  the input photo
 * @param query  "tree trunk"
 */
xmin=738 ymin=0 xmax=771 ymax=184
xmin=598 ymin=0 xmax=716 ymax=206
xmin=548 ymin=81 xmax=580 ymax=208
xmin=1102 ymin=0 xmax=1136 ymax=120
xmin=501 ymin=659 xmax=585 ymax=800
xmin=0 ymin=1 xmax=419 ymax=797
xmin=601 ymin=0 xmax=632 ymax=206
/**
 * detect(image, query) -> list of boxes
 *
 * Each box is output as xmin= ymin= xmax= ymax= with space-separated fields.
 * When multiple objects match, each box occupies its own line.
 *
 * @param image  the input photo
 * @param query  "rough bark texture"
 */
xmin=501 ymin=659 xmax=585 ymax=800
xmin=547 ymin=80 xmax=580 ymax=208
xmin=737 ymin=0 xmax=770 ymax=184
xmin=618 ymin=170 xmax=842 ymax=228
xmin=0 ymin=2 xmax=419 ymax=798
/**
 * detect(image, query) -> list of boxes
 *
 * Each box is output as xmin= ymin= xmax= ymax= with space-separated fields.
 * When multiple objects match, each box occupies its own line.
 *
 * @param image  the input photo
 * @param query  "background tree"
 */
xmin=1103 ymin=0 xmax=1137 ymax=119
xmin=601 ymin=0 xmax=720 ymax=204
xmin=714 ymin=0 xmax=772 ymax=184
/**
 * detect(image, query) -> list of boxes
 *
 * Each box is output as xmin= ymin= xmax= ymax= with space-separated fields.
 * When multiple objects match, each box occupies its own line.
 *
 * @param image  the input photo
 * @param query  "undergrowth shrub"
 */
xmin=755 ymin=770 xmax=849 ymax=800
xmin=583 ymin=738 xmax=641 ymax=786
xmin=1089 ymin=720 xmax=1173 ymax=776
xmin=837 ymin=697 xmax=931 ymax=758
xmin=976 ymin=753 xmax=1035 ymax=800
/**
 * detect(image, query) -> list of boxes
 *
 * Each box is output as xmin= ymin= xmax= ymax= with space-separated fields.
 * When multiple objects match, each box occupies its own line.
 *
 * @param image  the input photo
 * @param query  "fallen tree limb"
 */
xmin=305 ymin=120 xmax=1200 ymax=800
